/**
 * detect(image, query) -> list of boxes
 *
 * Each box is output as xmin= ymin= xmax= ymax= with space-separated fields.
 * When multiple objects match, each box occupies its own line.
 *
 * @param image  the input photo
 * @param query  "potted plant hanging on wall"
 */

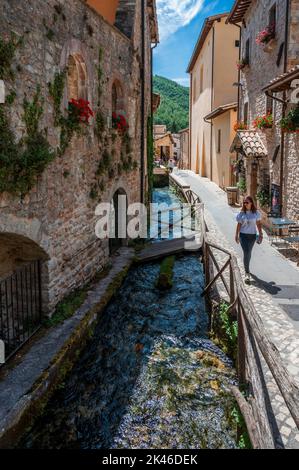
xmin=253 ymin=113 xmax=273 ymax=130
xmin=279 ymin=107 xmax=299 ymax=133
xmin=68 ymin=98 xmax=94 ymax=125
xmin=236 ymin=58 xmax=249 ymax=71
xmin=112 ymin=112 xmax=129 ymax=134
xmin=233 ymin=121 xmax=248 ymax=132
xmin=256 ymin=24 xmax=276 ymax=52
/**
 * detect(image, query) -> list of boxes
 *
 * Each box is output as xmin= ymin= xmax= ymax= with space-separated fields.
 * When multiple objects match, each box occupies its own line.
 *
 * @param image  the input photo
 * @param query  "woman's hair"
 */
xmin=242 ymin=195 xmax=257 ymax=213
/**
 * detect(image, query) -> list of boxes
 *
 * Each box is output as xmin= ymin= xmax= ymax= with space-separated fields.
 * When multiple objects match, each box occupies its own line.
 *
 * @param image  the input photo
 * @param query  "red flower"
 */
xmin=68 ymin=98 xmax=94 ymax=124
xmin=112 ymin=112 xmax=129 ymax=132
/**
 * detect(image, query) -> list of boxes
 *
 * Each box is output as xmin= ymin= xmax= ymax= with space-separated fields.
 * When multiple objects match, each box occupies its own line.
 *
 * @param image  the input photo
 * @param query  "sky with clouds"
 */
xmin=154 ymin=0 xmax=235 ymax=87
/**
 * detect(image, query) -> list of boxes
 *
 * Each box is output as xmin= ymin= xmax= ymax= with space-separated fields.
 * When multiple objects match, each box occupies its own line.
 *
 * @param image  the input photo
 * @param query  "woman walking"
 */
xmin=235 ymin=196 xmax=263 ymax=284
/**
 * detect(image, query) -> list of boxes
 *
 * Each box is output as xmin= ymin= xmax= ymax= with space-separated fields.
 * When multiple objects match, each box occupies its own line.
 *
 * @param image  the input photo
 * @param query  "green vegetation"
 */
xmin=0 ymin=87 xmax=55 ymax=195
xmin=43 ymin=289 xmax=88 ymax=327
xmin=156 ymin=256 xmax=175 ymax=290
xmin=95 ymin=47 xmax=105 ymax=141
xmin=147 ymin=116 xmax=154 ymax=203
xmin=237 ymin=177 xmax=247 ymax=195
xmin=257 ymin=187 xmax=270 ymax=208
xmin=48 ymin=70 xmax=85 ymax=156
xmin=153 ymin=75 xmax=189 ymax=133
xmin=44 ymin=263 xmax=113 ymax=328
xmin=211 ymin=301 xmax=238 ymax=363
xmin=48 ymin=70 xmax=66 ymax=125
xmin=229 ymin=405 xmax=252 ymax=449
xmin=0 ymin=33 xmax=23 ymax=80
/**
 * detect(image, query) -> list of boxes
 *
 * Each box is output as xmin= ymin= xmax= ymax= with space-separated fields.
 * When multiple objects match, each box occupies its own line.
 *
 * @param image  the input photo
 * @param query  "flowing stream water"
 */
xmin=20 ymin=187 xmax=238 ymax=449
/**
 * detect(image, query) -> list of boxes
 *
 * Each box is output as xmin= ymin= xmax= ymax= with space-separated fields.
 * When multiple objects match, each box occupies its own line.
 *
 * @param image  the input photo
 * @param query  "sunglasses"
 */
xmin=244 ymin=201 xmax=251 ymax=205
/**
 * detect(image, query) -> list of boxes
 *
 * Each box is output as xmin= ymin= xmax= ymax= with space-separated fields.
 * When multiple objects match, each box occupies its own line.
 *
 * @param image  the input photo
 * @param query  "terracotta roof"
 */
xmin=186 ymin=13 xmax=228 ymax=73
xmin=230 ymin=130 xmax=267 ymax=157
xmin=262 ymin=66 xmax=299 ymax=93
xmin=227 ymin=0 xmax=253 ymax=24
xmin=204 ymin=102 xmax=237 ymax=120
xmin=154 ymin=132 xmax=175 ymax=145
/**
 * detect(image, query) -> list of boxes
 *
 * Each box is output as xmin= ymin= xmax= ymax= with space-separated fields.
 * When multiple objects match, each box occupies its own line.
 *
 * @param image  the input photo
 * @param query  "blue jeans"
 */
xmin=239 ymin=233 xmax=256 ymax=274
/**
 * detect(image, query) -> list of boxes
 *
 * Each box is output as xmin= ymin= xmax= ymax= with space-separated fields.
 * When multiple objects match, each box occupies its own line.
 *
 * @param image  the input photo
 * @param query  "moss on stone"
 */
xmin=156 ymin=256 xmax=175 ymax=290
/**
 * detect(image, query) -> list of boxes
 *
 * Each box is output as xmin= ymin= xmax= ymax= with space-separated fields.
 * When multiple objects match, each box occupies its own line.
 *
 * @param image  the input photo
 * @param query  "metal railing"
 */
xmin=172 ymin=183 xmax=299 ymax=448
xmin=0 ymin=260 xmax=42 ymax=363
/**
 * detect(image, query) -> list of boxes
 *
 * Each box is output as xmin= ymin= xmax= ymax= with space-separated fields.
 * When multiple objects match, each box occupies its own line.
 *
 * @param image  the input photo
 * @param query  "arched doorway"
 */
xmin=109 ymin=188 xmax=128 ymax=254
xmin=67 ymin=53 xmax=88 ymax=101
xmin=0 ymin=233 xmax=49 ymax=361
xmin=111 ymin=80 xmax=124 ymax=114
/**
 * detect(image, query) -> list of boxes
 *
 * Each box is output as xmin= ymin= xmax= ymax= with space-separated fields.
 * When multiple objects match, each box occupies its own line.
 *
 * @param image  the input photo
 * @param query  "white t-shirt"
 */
xmin=236 ymin=210 xmax=261 ymax=234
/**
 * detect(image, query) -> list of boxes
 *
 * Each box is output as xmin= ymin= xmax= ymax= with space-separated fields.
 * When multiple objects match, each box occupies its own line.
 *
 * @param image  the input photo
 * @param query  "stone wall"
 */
xmin=0 ymin=0 xmax=154 ymax=313
xmin=239 ymin=0 xmax=299 ymax=220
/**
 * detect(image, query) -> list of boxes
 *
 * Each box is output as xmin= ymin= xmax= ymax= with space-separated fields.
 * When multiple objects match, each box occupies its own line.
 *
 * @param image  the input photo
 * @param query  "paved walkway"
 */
xmin=174 ymin=170 xmax=299 ymax=448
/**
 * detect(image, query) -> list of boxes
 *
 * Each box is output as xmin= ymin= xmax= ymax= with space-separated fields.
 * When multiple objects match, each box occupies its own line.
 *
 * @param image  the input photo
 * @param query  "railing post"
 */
xmin=229 ymin=262 xmax=236 ymax=318
xmin=205 ymin=243 xmax=210 ymax=286
xmin=237 ymin=300 xmax=246 ymax=386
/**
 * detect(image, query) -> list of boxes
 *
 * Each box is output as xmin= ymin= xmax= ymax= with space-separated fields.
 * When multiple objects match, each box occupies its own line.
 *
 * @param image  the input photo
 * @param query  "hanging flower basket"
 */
xmin=256 ymin=25 xmax=276 ymax=52
xmin=112 ymin=112 xmax=129 ymax=133
xmin=233 ymin=121 xmax=248 ymax=132
xmin=253 ymin=113 xmax=273 ymax=130
xmin=256 ymin=24 xmax=275 ymax=45
xmin=236 ymin=58 xmax=249 ymax=71
xmin=262 ymin=39 xmax=276 ymax=53
xmin=279 ymin=107 xmax=299 ymax=133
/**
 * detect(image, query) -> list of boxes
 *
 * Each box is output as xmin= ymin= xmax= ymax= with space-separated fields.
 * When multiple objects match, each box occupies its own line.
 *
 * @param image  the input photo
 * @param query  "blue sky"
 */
xmin=154 ymin=0 xmax=235 ymax=87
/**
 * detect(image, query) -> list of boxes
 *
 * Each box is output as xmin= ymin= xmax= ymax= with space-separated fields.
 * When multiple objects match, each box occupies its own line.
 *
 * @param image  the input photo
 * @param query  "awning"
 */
xmin=226 ymin=0 xmax=253 ymax=24
xmin=262 ymin=66 xmax=299 ymax=93
xmin=230 ymin=130 xmax=267 ymax=158
xmin=204 ymin=102 xmax=237 ymax=121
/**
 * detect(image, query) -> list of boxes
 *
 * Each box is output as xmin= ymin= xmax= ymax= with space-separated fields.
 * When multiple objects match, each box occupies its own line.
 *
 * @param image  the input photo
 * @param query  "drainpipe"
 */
xmin=209 ymin=26 xmax=215 ymax=182
xmin=235 ymin=23 xmax=242 ymax=122
xmin=140 ymin=0 xmax=145 ymax=204
xmin=189 ymin=72 xmax=193 ymax=170
xmin=150 ymin=41 xmax=158 ymax=203
xmin=279 ymin=0 xmax=290 ymax=217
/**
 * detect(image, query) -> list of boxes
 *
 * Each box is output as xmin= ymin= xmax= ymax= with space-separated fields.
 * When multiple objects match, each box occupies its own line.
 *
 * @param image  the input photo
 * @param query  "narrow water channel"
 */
xmin=20 ymin=188 xmax=238 ymax=449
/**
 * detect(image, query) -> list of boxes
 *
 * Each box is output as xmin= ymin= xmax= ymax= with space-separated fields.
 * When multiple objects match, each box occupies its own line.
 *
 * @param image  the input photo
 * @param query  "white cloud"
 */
xmin=173 ymin=77 xmax=190 ymax=87
xmin=156 ymin=0 xmax=204 ymax=42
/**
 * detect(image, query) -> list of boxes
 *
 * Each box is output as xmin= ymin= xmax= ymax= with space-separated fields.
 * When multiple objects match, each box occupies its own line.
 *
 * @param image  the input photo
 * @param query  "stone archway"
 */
xmin=0 ymin=232 xmax=48 ymax=278
xmin=0 ymin=232 xmax=50 ymax=359
xmin=67 ymin=53 xmax=88 ymax=101
xmin=60 ymin=39 xmax=94 ymax=110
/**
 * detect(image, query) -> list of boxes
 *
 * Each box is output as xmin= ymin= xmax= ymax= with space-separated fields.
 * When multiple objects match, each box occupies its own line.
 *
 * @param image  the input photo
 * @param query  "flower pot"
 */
xmin=263 ymin=38 xmax=276 ymax=53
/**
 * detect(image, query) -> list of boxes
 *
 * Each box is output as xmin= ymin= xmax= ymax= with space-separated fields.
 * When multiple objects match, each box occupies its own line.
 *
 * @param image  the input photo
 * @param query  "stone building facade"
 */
xmin=172 ymin=133 xmax=181 ymax=163
xmin=178 ymin=128 xmax=190 ymax=169
xmin=228 ymin=0 xmax=299 ymax=221
xmin=0 ymin=0 xmax=158 ymax=315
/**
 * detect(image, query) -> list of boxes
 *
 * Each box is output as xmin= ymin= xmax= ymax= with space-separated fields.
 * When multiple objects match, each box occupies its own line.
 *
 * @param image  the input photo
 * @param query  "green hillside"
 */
xmin=153 ymin=75 xmax=189 ymax=133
